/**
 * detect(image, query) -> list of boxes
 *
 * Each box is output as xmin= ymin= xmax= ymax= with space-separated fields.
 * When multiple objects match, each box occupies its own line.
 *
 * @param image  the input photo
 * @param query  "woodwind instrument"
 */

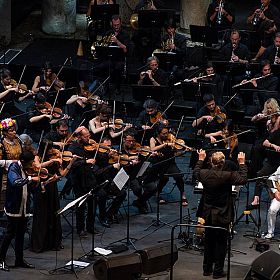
xmin=274 ymin=47 xmax=279 ymax=65
xmin=252 ymin=3 xmax=265 ymax=26
xmin=232 ymin=73 xmax=272 ymax=88
xmin=216 ymin=0 xmax=224 ymax=25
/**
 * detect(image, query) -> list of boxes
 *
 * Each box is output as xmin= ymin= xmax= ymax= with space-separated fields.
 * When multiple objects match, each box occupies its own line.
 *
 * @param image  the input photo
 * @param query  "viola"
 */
xmin=163 ymin=133 xmax=193 ymax=151
xmin=150 ymin=112 xmax=168 ymax=125
xmin=210 ymin=106 xmax=226 ymax=124
xmin=26 ymin=167 xmax=50 ymax=180
xmin=108 ymin=153 xmax=132 ymax=166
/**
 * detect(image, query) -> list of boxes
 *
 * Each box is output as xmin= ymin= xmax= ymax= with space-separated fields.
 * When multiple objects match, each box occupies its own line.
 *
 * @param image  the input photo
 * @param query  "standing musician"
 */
xmin=89 ymin=103 xmax=132 ymax=142
xmin=247 ymin=0 xmax=280 ymax=31
xmin=205 ymin=120 xmax=238 ymax=162
xmin=0 ymin=119 xmax=22 ymax=218
xmin=192 ymin=94 xmax=227 ymax=136
xmin=0 ymin=151 xmax=40 ymax=271
xmin=207 ymin=0 xmax=235 ymax=31
xmin=67 ymin=126 xmax=98 ymax=237
xmin=122 ymin=129 xmax=157 ymax=214
xmin=137 ymin=56 xmax=168 ymax=86
xmin=219 ymin=30 xmax=250 ymax=64
xmin=30 ymin=140 xmax=76 ymax=253
xmin=263 ymin=32 xmax=280 ymax=64
xmin=31 ymin=61 xmax=65 ymax=95
xmin=193 ymin=149 xmax=247 ymax=278
xmin=94 ymin=137 xmax=127 ymax=227
xmin=240 ymin=60 xmax=278 ymax=107
xmin=150 ymin=125 xmax=191 ymax=205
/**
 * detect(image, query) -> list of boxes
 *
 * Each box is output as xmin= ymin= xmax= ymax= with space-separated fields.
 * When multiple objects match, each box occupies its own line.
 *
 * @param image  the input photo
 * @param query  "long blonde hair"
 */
xmin=262 ymin=98 xmax=280 ymax=115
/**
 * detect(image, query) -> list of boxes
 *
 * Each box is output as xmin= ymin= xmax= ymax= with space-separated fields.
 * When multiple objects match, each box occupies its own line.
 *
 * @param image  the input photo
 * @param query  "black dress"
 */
xmin=30 ymin=164 xmax=62 ymax=252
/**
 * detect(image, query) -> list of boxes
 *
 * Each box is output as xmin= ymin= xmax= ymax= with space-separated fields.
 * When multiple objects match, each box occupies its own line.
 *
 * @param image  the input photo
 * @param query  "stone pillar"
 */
xmin=180 ymin=0 xmax=211 ymax=30
xmin=42 ymin=0 xmax=77 ymax=35
xmin=0 ymin=0 xmax=11 ymax=45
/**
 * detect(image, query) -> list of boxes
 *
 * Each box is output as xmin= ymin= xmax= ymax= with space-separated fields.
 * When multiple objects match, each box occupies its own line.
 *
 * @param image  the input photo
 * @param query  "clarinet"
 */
xmin=252 ymin=4 xmax=265 ymax=26
xmin=216 ymin=0 xmax=224 ymax=25
xmin=274 ymin=47 xmax=279 ymax=65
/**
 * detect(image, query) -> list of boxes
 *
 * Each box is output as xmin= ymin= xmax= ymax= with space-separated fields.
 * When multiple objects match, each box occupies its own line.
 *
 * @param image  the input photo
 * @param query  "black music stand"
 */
xmin=95 ymin=46 xmax=125 ymax=61
xmin=152 ymin=51 xmax=181 ymax=71
xmin=131 ymin=84 xmax=168 ymax=103
xmin=91 ymin=4 xmax=119 ymax=35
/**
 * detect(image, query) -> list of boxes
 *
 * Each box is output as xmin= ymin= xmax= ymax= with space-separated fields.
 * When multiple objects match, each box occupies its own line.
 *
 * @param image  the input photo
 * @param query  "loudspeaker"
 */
xmin=244 ymin=250 xmax=280 ymax=280
xmin=137 ymin=244 xmax=178 ymax=275
xmin=93 ymin=253 xmax=142 ymax=280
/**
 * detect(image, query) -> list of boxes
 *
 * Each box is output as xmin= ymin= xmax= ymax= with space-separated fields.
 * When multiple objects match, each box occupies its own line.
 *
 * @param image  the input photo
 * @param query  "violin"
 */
xmin=45 ymin=74 xmax=65 ymax=91
xmin=210 ymin=106 xmax=226 ymax=124
xmin=26 ymin=166 xmax=50 ymax=180
xmin=150 ymin=112 xmax=168 ymax=125
xmin=223 ymin=132 xmax=238 ymax=158
xmin=128 ymin=142 xmax=154 ymax=157
xmin=4 ymin=79 xmax=31 ymax=94
xmin=101 ymin=118 xmax=132 ymax=129
xmin=164 ymin=133 xmax=193 ymax=151
xmin=108 ymin=153 xmax=133 ymax=166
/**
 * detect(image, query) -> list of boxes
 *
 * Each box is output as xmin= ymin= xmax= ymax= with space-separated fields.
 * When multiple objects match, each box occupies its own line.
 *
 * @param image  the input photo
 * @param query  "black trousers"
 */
xmin=130 ymin=178 xmax=157 ymax=204
xmin=0 ymin=215 xmax=28 ymax=262
xmin=203 ymin=222 xmax=228 ymax=275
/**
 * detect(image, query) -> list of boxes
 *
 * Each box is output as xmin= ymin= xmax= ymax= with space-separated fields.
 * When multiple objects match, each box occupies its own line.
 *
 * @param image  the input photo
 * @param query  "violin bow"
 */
xmin=93 ymin=128 xmax=105 ymax=161
xmin=150 ymin=100 xmax=174 ymax=129
xmin=214 ymin=129 xmax=252 ymax=144
xmin=46 ymin=57 xmax=69 ymax=93
xmin=175 ymin=115 xmax=184 ymax=138
xmin=18 ymin=65 xmax=26 ymax=85
xmin=0 ymin=103 xmax=5 ymax=115
xmin=63 ymin=118 xmax=86 ymax=147
xmin=36 ymin=130 xmax=45 ymax=154
xmin=87 ymin=76 xmax=110 ymax=100
xmin=118 ymin=129 xmax=124 ymax=164
xmin=112 ymin=100 xmax=116 ymax=130
xmin=37 ymin=140 xmax=49 ymax=178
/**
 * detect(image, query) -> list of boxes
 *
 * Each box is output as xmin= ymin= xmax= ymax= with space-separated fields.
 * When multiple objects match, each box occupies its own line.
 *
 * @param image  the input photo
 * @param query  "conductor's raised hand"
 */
xmin=237 ymin=152 xmax=246 ymax=164
xmin=197 ymin=149 xmax=206 ymax=161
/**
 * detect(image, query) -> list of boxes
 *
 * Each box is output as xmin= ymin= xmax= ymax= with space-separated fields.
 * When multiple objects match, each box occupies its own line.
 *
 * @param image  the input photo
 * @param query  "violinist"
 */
xmin=0 ymin=118 xmax=22 ymax=217
xmin=89 ymin=103 xmax=132 ymax=142
xmin=122 ymin=129 xmax=157 ymax=214
xmin=150 ymin=125 xmax=188 ymax=206
xmin=94 ymin=137 xmax=127 ymax=227
xmin=192 ymin=94 xmax=227 ymax=135
xmin=25 ymin=93 xmax=52 ymax=143
xmin=30 ymin=140 xmax=76 ymax=253
xmin=137 ymin=56 xmax=168 ymax=86
xmin=205 ymin=120 xmax=238 ymax=161
xmin=67 ymin=126 xmax=98 ymax=236
xmin=0 ymin=151 xmax=41 ymax=272
xmin=31 ymin=61 xmax=65 ymax=95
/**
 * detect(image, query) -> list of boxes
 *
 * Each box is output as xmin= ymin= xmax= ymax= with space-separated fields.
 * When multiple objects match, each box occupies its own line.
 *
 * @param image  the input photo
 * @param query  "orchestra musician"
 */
xmin=31 ymin=61 xmax=65 ymax=95
xmin=134 ymin=0 xmax=156 ymax=12
xmin=94 ymin=137 xmax=127 ymax=227
xmin=30 ymin=140 xmax=76 ymax=253
xmin=67 ymin=126 xmax=98 ymax=237
xmin=86 ymin=0 xmax=114 ymax=42
xmin=207 ymin=0 xmax=235 ymax=31
xmin=122 ymin=129 xmax=157 ymax=214
xmin=247 ymin=0 xmax=280 ymax=31
xmin=219 ymin=30 xmax=250 ymax=64
xmin=193 ymin=149 xmax=247 ymax=278
xmin=263 ymin=32 xmax=280 ymax=64
xmin=137 ymin=56 xmax=168 ymax=86
xmin=192 ymin=94 xmax=227 ymax=136
xmin=0 ymin=151 xmax=40 ymax=271
xmin=150 ymin=125 xmax=190 ymax=205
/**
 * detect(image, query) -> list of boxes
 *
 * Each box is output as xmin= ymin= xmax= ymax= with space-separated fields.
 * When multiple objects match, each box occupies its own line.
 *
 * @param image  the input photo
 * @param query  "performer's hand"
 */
xmin=210 ymin=136 xmax=217 ymax=143
xmin=32 ymin=176 xmax=40 ymax=182
xmin=142 ymin=125 xmax=151 ymax=130
xmin=197 ymin=149 xmax=206 ymax=161
xmin=275 ymin=191 xmax=280 ymax=202
xmin=237 ymin=152 xmax=246 ymax=164
xmin=252 ymin=195 xmax=259 ymax=205
xmin=205 ymin=115 xmax=213 ymax=122
xmin=251 ymin=79 xmax=257 ymax=87
xmin=86 ymin=158 xmax=96 ymax=165
xmin=113 ymin=163 xmax=120 ymax=170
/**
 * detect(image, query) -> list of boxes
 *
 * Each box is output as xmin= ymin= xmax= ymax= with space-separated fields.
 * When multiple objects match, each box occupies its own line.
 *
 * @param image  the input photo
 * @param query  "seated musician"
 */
xmin=251 ymin=126 xmax=280 ymax=206
xmin=150 ymin=124 xmax=190 ymax=205
xmin=45 ymin=120 xmax=70 ymax=149
xmin=121 ymin=129 xmax=157 ymax=214
xmin=32 ymin=61 xmax=65 ymax=95
xmin=207 ymin=0 xmax=235 ymax=31
xmin=263 ymin=32 xmax=280 ymax=64
xmin=219 ymin=30 xmax=250 ymax=64
xmin=241 ymin=60 xmax=278 ymax=107
xmin=94 ymin=137 xmax=127 ymax=227
xmin=252 ymin=20 xmax=277 ymax=61
xmin=247 ymin=0 xmax=280 ymax=32
xmin=192 ymin=94 xmax=227 ymax=136
xmin=89 ymin=103 xmax=132 ymax=142
xmin=25 ymin=93 xmax=52 ymax=143
xmin=161 ymin=20 xmax=187 ymax=58
xmin=205 ymin=119 xmax=238 ymax=162
xmin=137 ymin=56 xmax=168 ymax=86
xmin=67 ymin=126 xmax=98 ymax=236
xmin=86 ymin=0 xmax=114 ymax=42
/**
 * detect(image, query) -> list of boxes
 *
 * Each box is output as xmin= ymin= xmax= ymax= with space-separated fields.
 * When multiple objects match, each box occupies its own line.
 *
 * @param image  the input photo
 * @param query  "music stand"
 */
xmin=152 ymin=51 xmax=181 ymax=71
xmin=95 ymin=46 xmax=125 ymax=61
xmin=91 ymin=4 xmax=119 ymax=35
xmin=131 ymin=85 xmax=168 ymax=103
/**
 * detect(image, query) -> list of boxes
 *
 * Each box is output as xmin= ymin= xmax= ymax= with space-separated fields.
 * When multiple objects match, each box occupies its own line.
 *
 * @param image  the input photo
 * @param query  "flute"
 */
xmin=232 ymin=73 xmax=272 ymax=88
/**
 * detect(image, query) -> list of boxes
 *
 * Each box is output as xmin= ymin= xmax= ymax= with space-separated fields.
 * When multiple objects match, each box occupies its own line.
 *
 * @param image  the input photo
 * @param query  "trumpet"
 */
xmin=252 ymin=3 xmax=265 ymax=26
xmin=216 ymin=0 xmax=224 ymax=25
xmin=274 ymin=47 xmax=279 ymax=65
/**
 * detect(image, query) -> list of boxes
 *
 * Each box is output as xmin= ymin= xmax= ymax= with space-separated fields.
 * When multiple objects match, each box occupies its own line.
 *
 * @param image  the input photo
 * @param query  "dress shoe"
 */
xmin=107 ymin=214 xmax=119 ymax=224
xmin=100 ymin=218 xmax=111 ymax=228
xmin=15 ymin=259 xmax=35 ymax=269
xmin=132 ymin=200 xmax=148 ymax=214
xmin=203 ymin=270 xmax=212 ymax=276
xmin=78 ymin=230 xmax=88 ymax=238
xmin=0 ymin=260 xmax=9 ymax=271
xmin=213 ymin=271 xmax=226 ymax=279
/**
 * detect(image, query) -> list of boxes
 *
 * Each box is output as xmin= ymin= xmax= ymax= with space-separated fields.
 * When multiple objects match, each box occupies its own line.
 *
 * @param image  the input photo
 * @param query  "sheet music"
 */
xmin=94 ymin=247 xmax=112 ymax=256
xmin=136 ymin=161 xmax=150 ymax=178
xmin=113 ymin=168 xmax=129 ymax=191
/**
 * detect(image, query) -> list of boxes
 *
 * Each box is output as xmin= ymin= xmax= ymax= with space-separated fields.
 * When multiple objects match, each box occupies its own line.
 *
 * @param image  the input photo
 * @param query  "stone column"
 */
xmin=42 ymin=0 xmax=77 ymax=35
xmin=181 ymin=0 xmax=211 ymax=30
